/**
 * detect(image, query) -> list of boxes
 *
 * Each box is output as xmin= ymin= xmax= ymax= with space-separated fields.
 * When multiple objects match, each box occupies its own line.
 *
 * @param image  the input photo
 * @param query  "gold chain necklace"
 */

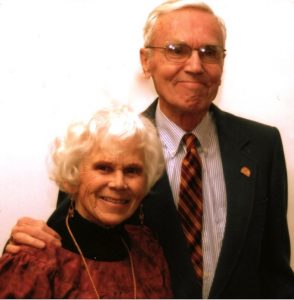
xmin=65 ymin=214 xmax=137 ymax=299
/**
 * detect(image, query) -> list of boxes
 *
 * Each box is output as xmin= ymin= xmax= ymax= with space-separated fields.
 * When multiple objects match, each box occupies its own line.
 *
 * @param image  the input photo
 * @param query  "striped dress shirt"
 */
xmin=155 ymin=105 xmax=227 ymax=299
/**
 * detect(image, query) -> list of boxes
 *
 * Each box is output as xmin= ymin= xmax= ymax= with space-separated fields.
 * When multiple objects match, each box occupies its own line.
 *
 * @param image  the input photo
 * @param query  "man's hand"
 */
xmin=5 ymin=217 xmax=62 ymax=254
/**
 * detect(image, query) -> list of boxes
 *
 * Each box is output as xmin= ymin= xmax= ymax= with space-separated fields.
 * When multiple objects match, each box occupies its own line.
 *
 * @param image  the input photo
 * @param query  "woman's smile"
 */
xmin=97 ymin=195 xmax=130 ymax=206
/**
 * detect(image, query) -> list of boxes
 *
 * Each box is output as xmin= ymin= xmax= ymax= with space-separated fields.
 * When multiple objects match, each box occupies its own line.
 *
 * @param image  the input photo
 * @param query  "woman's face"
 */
xmin=74 ymin=137 xmax=147 ymax=227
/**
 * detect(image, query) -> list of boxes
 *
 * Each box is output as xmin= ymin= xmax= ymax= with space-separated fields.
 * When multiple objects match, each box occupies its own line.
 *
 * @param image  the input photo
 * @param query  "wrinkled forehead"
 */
xmin=151 ymin=7 xmax=225 ymax=46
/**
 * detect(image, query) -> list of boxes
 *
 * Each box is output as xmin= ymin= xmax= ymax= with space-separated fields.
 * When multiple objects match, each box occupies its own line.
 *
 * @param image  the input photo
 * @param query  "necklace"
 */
xmin=65 ymin=214 xmax=137 ymax=299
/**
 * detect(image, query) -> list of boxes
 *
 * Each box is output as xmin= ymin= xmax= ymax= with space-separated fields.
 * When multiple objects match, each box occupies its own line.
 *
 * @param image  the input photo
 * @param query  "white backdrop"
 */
xmin=0 ymin=0 xmax=293 ymax=267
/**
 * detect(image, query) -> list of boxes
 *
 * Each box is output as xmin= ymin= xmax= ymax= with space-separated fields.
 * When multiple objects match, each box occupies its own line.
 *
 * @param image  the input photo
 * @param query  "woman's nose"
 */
xmin=108 ymin=171 xmax=127 ymax=189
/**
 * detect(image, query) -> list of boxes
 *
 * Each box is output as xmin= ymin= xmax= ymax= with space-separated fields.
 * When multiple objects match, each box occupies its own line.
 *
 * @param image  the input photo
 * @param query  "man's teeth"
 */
xmin=100 ymin=196 xmax=129 ymax=204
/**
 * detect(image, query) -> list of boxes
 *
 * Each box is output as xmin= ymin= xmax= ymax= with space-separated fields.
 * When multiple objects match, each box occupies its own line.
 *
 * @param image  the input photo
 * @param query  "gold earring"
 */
xmin=144 ymin=71 xmax=151 ymax=79
xmin=139 ymin=204 xmax=144 ymax=225
xmin=68 ymin=197 xmax=75 ymax=218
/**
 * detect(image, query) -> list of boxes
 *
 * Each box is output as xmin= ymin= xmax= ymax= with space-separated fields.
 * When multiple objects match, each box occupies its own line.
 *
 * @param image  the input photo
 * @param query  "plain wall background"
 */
xmin=0 ymin=0 xmax=293 ymax=268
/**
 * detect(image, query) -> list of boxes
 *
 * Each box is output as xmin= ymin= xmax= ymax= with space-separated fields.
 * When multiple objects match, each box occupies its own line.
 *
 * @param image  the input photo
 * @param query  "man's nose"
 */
xmin=184 ymin=50 xmax=205 ymax=73
xmin=108 ymin=171 xmax=127 ymax=189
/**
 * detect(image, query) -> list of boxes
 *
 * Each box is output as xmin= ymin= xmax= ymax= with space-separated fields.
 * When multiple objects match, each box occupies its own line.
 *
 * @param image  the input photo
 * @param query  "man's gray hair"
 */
xmin=143 ymin=0 xmax=226 ymax=46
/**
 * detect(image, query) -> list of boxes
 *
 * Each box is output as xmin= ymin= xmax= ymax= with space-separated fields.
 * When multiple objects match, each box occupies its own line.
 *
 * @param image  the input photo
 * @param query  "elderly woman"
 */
xmin=0 ymin=106 xmax=172 ymax=298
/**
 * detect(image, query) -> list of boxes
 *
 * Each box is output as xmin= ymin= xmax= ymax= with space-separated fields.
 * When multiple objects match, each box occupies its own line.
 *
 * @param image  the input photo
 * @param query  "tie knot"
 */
xmin=182 ymin=133 xmax=198 ymax=152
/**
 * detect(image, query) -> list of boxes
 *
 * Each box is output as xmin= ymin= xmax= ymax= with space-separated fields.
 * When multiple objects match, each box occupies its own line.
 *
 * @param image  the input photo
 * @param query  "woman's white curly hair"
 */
xmin=49 ymin=105 xmax=165 ymax=195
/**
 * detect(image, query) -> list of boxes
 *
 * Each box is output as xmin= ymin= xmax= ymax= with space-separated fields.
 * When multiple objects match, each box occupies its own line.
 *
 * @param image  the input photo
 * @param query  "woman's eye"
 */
xmin=124 ymin=166 xmax=143 ymax=175
xmin=93 ymin=163 xmax=112 ymax=172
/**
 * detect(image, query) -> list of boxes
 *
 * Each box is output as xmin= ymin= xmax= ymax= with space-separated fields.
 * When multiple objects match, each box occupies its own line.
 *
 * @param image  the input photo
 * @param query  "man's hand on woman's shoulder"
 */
xmin=5 ymin=217 xmax=61 ymax=254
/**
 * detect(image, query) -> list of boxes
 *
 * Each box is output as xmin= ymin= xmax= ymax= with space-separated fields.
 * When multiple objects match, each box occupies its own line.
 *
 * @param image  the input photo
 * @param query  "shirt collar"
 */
xmin=155 ymin=103 xmax=214 ymax=157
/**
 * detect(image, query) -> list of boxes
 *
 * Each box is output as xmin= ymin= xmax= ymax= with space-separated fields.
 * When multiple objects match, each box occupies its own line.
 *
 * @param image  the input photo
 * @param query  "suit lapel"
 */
xmin=208 ymin=105 xmax=257 ymax=298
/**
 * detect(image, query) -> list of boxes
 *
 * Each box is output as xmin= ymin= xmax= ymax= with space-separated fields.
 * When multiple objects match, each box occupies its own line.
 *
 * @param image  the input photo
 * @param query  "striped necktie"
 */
xmin=178 ymin=133 xmax=203 ymax=284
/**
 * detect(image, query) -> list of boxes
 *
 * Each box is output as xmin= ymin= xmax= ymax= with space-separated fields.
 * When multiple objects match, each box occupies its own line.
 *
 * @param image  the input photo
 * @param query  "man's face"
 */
xmin=140 ymin=8 xmax=225 ymax=129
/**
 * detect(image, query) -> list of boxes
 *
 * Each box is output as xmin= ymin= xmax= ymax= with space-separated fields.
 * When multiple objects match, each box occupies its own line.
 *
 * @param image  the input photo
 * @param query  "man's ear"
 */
xmin=140 ymin=48 xmax=151 ymax=78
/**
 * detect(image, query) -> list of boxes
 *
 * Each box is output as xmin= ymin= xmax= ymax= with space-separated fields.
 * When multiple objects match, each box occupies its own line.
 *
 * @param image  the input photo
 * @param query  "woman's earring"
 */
xmin=68 ymin=197 xmax=75 ymax=218
xmin=139 ymin=204 xmax=144 ymax=225
xmin=143 ymin=70 xmax=151 ymax=79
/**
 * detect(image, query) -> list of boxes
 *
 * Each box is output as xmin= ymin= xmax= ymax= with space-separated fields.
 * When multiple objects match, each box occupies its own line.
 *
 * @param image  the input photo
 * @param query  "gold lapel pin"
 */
xmin=240 ymin=166 xmax=251 ymax=177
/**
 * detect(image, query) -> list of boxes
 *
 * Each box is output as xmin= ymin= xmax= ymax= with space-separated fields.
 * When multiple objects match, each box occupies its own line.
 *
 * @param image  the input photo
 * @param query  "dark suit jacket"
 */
xmin=50 ymin=100 xmax=294 ymax=298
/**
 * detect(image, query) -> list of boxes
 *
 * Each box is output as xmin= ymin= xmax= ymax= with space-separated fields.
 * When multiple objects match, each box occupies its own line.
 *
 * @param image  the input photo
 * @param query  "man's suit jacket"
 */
xmin=52 ymin=100 xmax=294 ymax=298
xmin=140 ymin=100 xmax=294 ymax=298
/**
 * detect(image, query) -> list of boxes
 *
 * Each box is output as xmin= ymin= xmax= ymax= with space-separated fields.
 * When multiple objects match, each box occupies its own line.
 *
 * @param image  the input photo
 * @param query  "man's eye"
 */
xmin=201 ymin=46 xmax=218 ymax=57
xmin=167 ymin=44 xmax=188 ymax=56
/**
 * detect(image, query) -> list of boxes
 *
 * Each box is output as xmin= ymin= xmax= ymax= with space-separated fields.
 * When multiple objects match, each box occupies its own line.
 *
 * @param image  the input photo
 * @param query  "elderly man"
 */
xmin=6 ymin=0 xmax=294 ymax=298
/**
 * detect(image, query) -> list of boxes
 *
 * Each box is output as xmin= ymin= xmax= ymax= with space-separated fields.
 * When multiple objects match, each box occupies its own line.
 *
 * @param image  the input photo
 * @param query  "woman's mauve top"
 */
xmin=0 ymin=211 xmax=173 ymax=298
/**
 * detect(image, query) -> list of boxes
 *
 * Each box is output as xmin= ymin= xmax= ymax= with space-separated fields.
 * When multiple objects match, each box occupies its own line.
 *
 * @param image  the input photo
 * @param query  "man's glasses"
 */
xmin=146 ymin=42 xmax=226 ymax=64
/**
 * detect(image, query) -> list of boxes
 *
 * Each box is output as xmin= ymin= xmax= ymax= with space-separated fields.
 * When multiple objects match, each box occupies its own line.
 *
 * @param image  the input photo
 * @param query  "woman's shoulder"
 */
xmin=0 ymin=243 xmax=92 ymax=298
xmin=0 ymin=243 xmax=81 ymax=272
xmin=0 ymin=244 xmax=58 ymax=270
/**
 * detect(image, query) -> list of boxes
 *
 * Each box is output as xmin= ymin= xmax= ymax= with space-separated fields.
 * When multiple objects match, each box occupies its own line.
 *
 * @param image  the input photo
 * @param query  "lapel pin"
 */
xmin=240 ymin=166 xmax=251 ymax=177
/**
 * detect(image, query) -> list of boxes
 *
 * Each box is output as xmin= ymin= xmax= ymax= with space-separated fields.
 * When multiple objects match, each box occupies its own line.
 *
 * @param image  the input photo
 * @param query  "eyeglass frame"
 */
xmin=145 ymin=42 xmax=226 ymax=64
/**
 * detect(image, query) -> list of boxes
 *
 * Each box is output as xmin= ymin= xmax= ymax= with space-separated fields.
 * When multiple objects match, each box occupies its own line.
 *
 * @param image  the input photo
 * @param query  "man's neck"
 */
xmin=159 ymin=101 xmax=207 ymax=132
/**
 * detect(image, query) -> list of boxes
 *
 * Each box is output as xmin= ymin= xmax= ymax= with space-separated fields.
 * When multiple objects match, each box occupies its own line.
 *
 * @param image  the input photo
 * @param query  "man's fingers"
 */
xmin=4 ymin=244 xmax=22 ymax=254
xmin=10 ymin=232 xmax=47 ymax=249
xmin=15 ymin=217 xmax=61 ymax=239
xmin=11 ymin=226 xmax=62 ymax=247
xmin=42 ymin=225 xmax=62 ymax=240
xmin=9 ymin=217 xmax=62 ymax=249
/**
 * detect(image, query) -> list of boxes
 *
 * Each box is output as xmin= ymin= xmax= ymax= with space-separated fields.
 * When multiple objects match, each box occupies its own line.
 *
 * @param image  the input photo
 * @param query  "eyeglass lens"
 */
xmin=165 ymin=43 xmax=224 ymax=64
